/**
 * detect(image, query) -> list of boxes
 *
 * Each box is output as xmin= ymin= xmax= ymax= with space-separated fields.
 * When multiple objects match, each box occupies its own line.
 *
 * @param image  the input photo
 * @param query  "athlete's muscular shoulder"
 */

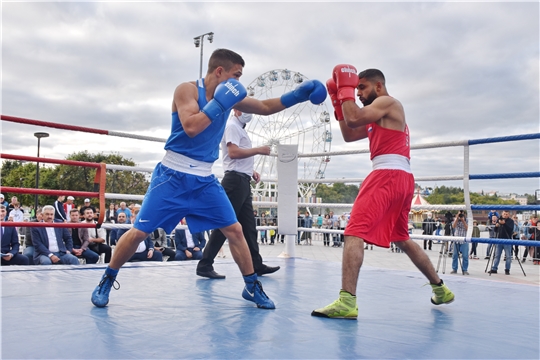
xmin=373 ymin=96 xmax=406 ymax=131
xmin=172 ymin=81 xmax=199 ymax=113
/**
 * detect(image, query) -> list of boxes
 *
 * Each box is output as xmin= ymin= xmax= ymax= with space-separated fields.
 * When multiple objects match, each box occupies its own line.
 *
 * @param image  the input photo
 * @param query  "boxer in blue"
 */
xmin=92 ymin=48 xmax=326 ymax=309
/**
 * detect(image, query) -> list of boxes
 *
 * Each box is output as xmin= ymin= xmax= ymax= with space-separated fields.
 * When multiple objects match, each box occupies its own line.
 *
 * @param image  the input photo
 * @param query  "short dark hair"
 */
xmin=207 ymin=48 xmax=245 ymax=73
xmin=358 ymin=69 xmax=385 ymax=85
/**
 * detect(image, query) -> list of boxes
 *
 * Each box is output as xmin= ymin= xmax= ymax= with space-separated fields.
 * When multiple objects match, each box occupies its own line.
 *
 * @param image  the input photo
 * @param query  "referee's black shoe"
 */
xmin=196 ymin=269 xmax=226 ymax=279
xmin=256 ymin=265 xmax=280 ymax=276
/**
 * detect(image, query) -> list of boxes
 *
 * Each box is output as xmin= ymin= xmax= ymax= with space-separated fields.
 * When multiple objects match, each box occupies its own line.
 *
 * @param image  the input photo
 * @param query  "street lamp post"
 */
xmin=193 ymin=32 xmax=214 ymax=79
xmin=34 ymin=132 xmax=49 ymax=211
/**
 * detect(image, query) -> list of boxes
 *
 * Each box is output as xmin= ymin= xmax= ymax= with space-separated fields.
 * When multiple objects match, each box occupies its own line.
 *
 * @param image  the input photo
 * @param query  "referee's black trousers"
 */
xmin=197 ymin=171 xmax=264 ymax=273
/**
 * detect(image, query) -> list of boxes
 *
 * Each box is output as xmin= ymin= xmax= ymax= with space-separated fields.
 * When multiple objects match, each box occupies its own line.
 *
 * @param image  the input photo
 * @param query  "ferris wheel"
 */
xmin=242 ymin=69 xmax=332 ymax=200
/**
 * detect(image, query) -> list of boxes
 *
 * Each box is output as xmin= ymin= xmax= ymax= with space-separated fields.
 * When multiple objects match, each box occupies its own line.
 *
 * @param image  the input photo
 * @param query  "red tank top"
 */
xmin=366 ymin=122 xmax=410 ymax=160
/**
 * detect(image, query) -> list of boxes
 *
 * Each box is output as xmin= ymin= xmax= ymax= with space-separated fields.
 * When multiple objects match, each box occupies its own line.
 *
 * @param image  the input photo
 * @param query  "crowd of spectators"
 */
xmin=2 ymin=195 xmax=540 ymax=268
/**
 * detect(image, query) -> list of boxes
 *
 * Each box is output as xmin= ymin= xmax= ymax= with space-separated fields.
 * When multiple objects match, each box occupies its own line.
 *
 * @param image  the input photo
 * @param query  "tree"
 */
xmin=314 ymin=183 xmax=359 ymax=204
xmin=426 ymin=186 xmax=518 ymax=205
xmin=1 ymin=152 xmax=150 ymax=209
xmin=58 ymin=151 xmax=149 ymax=204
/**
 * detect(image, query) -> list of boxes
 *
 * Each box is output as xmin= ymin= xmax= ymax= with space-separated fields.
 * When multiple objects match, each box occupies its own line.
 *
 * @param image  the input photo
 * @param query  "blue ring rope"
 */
xmin=469 ymin=172 xmax=540 ymax=180
xmin=470 ymin=205 xmax=540 ymax=210
xmin=470 ymin=238 xmax=540 ymax=246
xmin=468 ymin=133 xmax=540 ymax=145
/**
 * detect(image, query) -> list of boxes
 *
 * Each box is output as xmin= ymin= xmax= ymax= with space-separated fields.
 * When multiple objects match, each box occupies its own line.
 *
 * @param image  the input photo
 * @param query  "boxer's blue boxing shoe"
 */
xmin=242 ymin=274 xmax=275 ymax=309
xmin=91 ymin=267 xmax=120 ymax=308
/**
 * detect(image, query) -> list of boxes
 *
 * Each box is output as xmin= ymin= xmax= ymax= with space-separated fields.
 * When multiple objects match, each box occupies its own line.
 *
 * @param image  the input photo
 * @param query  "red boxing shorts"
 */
xmin=344 ymin=169 xmax=414 ymax=248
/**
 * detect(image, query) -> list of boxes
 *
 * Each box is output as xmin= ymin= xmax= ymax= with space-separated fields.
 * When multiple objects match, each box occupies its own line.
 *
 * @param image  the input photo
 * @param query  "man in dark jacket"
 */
xmin=489 ymin=211 xmax=514 ymax=275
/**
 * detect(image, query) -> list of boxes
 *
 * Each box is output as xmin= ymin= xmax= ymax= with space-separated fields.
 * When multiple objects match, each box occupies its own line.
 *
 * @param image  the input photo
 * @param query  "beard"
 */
xmin=361 ymin=89 xmax=378 ymax=106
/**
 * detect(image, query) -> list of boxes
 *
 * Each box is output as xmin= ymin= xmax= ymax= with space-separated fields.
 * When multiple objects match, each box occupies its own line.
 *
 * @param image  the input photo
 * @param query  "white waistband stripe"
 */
xmin=372 ymin=154 xmax=411 ymax=173
xmin=161 ymin=150 xmax=213 ymax=176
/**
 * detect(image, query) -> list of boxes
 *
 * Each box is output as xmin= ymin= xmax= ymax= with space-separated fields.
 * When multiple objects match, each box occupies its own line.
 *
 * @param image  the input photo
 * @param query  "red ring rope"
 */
xmin=0 ymin=222 xmax=97 ymax=228
xmin=1 ymin=115 xmax=108 ymax=135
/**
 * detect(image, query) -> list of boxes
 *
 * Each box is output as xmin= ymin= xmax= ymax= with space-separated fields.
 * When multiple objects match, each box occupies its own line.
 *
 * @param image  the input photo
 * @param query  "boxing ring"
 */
xmin=1 ymin=115 xmax=539 ymax=359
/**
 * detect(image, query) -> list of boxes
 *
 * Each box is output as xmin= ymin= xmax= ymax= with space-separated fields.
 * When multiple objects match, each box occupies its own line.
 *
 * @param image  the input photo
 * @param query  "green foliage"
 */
xmin=315 ymin=183 xmax=359 ymax=204
xmin=1 ymin=152 xmax=149 ymax=208
xmin=426 ymin=186 xmax=518 ymax=205
xmin=525 ymin=193 xmax=537 ymax=205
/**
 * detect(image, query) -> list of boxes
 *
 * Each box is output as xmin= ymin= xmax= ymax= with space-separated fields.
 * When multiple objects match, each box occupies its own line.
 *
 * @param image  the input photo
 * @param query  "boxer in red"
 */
xmin=312 ymin=66 xmax=454 ymax=320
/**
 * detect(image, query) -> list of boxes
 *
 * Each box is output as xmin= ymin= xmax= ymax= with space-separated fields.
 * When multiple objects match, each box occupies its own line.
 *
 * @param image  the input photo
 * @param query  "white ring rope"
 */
xmin=298 ymin=140 xmax=469 ymax=158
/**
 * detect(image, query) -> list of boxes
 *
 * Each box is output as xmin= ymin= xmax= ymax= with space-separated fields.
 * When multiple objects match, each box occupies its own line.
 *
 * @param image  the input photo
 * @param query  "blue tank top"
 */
xmin=164 ymin=78 xmax=230 ymax=163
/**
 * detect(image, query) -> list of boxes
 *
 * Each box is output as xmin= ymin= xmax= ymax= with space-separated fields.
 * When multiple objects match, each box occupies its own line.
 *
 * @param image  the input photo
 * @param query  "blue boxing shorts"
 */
xmin=134 ymin=162 xmax=237 ymax=234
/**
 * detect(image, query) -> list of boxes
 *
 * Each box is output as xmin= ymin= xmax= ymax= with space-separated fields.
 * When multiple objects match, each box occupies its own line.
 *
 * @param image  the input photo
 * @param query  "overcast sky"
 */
xmin=2 ymin=1 xmax=539 ymax=197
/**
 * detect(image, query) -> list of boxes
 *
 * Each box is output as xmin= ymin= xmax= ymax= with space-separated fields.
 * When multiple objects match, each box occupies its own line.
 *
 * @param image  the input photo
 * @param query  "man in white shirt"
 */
xmin=84 ymin=208 xmax=112 ymax=263
xmin=31 ymin=205 xmax=79 ymax=265
xmin=8 ymin=202 xmax=24 ymax=223
xmin=196 ymin=110 xmax=280 ymax=279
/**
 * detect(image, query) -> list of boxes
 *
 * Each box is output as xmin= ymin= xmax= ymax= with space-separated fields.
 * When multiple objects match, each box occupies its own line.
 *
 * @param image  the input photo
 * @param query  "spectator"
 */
xmin=83 ymin=208 xmax=112 ymax=263
xmin=489 ymin=210 xmax=514 ymax=275
xmin=332 ymin=216 xmax=341 ymax=247
xmin=322 ymin=214 xmax=332 ymax=247
xmin=23 ymin=208 xmax=44 ymax=265
xmin=116 ymin=202 xmax=132 ymax=221
xmin=31 ymin=205 xmax=79 ymax=265
xmin=54 ymin=195 xmax=67 ymax=222
xmin=316 ymin=213 xmax=323 ymax=228
xmin=69 ymin=209 xmax=99 ymax=264
xmin=63 ymin=196 xmax=76 ymax=222
xmin=422 ymin=212 xmax=437 ymax=250
xmin=28 ymin=205 xmax=35 ymax=219
xmin=485 ymin=215 xmax=499 ymax=259
xmin=7 ymin=196 xmax=18 ymax=215
xmin=150 ymin=228 xmax=176 ymax=262
xmin=470 ymin=220 xmax=480 ymax=259
xmin=521 ymin=218 xmax=534 ymax=262
xmin=0 ymin=194 xmax=9 ymax=220
xmin=104 ymin=203 xmax=117 ymax=246
xmin=269 ymin=220 xmax=277 ymax=245
xmin=303 ymin=211 xmax=313 ymax=245
xmin=260 ymin=212 xmax=268 ymax=245
xmin=487 ymin=209 xmax=500 ymax=222
xmin=79 ymin=199 xmax=97 ymax=218
xmin=519 ymin=220 xmax=530 ymax=262
xmin=339 ymin=213 xmax=348 ymax=245
xmin=1 ymin=205 xmax=29 ymax=266
xmin=116 ymin=209 xmax=163 ymax=262
xmin=512 ymin=215 xmax=520 ymax=260
xmin=110 ymin=212 xmax=128 ymax=246
xmin=297 ymin=211 xmax=304 ymax=245
xmin=8 ymin=201 xmax=24 ymax=223
xmin=451 ymin=211 xmax=469 ymax=275
xmin=105 ymin=203 xmax=117 ymax=223
xmin=175 ymin=219 xmax=206 ymax=261
xmin=528 ymin=217 xmax=540 ymax=265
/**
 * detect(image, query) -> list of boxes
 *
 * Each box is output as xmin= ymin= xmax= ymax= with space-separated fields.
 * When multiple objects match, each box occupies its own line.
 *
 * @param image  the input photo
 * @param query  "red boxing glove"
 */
xmin=332 ymin=64 xmax=359 ymax=103
xmin=326 ymin=79 xmax=344 ymax=121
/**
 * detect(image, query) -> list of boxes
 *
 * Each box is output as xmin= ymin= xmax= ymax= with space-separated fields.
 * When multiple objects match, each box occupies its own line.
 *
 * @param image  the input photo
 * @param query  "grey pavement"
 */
xmin=217 ymin=235 xmax=540 ymax=286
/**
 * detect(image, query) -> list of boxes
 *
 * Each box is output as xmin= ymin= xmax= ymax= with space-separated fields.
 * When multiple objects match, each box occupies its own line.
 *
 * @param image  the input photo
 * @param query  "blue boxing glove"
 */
xmin=202 ymin=79 xmax=247 ymax=122
xmin=280 ymin=79 xmax=327 ymax=108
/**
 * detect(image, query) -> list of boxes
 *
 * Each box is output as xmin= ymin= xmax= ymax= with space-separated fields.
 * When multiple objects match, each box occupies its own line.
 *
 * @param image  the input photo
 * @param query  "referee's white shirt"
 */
xmin=221 ymin=116 xmax=253 ymax=177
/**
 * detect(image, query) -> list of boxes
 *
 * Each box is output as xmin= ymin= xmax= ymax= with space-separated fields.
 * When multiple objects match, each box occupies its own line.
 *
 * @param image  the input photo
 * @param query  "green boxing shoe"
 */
xmin=430 ymin=282 xmax=455 ymax=305
xmin=311 ymin=290 xmax=358 ymax=320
